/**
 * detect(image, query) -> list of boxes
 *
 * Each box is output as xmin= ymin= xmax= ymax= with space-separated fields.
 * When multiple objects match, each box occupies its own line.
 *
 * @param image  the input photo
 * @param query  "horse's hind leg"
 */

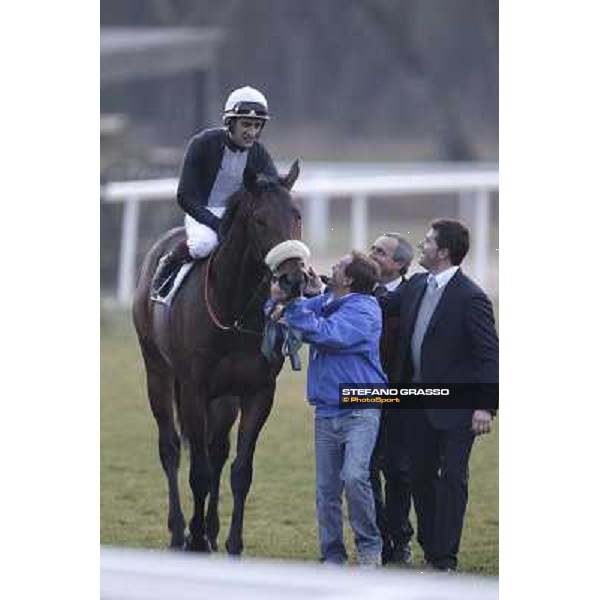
xmin=206 ymin=396 xmax=240 ymax=551
xmin=179 ymin=378 xmax=212 ymax=552
xmin=141 ymin=344 xmax=186 ymax=549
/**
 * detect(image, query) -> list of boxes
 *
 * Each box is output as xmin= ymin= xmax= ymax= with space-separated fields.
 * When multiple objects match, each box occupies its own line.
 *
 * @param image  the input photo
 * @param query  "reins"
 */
xmin=203 ymin=251 xmax=271 ymax=336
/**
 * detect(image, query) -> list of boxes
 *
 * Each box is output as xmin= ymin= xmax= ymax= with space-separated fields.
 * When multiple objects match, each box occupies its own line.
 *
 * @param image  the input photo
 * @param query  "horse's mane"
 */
xmin=219 ymin=188 xmax=248 ymax=240
xmin=219 ymin=175 xmax=283 ymax=239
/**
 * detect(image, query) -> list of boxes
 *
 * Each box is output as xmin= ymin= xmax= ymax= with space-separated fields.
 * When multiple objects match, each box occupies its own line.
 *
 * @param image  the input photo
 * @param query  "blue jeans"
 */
xmin=315 ymin=409 xmax=382 ymax=564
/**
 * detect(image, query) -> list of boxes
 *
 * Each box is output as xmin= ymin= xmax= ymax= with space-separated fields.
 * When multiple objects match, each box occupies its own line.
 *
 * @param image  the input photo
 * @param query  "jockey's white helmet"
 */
xmin=223 ymin=86 xmax=270 ymax=123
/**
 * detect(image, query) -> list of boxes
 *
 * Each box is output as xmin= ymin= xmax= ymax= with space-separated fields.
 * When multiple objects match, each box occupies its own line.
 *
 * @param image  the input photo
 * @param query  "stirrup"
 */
xmin=150 ymin=292 xmax=168 ymax=305
xmin=150 ymin=262 xmax=170 ymax=300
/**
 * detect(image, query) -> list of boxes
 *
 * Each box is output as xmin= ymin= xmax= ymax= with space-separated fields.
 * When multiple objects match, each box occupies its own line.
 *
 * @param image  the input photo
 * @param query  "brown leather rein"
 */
xmin=203 ymin=251 xmax=270 ymax=336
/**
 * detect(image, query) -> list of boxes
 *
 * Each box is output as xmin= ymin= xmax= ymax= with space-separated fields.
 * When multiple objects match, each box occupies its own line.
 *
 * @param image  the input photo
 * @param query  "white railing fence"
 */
xmin=101 ymin=546 xmax=499 ymax=600
xmin=101 ymin=163 xmax=499 ymax=306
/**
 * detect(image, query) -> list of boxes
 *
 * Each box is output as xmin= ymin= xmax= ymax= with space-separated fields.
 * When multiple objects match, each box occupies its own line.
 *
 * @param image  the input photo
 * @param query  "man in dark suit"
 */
xmin=388 ymin=219 xmax=498 ymax=572
xmin=368 ymin=233 xmax=415 ymax=566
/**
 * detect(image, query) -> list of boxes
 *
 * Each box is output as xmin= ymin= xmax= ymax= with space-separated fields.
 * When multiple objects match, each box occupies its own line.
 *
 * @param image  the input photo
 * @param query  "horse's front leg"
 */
xmin=225 ymin=385 xmax=275 ymax=556
xmin=206 ymin=395 xmax=240 ymax=551
xmin=178 ymin=377 xmax=213 ymax=552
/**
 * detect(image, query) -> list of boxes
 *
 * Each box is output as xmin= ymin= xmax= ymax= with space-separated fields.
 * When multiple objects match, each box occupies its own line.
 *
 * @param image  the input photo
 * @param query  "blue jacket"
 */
xmin=284 ymin=292 xmax=387 ymax=417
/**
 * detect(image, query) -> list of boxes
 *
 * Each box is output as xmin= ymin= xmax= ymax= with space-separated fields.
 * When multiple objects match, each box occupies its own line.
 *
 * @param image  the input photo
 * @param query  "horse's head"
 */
xmin=235 ymin=159 xmax=303 ymax=262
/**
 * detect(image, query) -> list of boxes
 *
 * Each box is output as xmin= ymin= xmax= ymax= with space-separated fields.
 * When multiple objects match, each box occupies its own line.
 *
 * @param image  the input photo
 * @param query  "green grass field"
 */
xmin=101 ymin=309 xmax=498 ymax=574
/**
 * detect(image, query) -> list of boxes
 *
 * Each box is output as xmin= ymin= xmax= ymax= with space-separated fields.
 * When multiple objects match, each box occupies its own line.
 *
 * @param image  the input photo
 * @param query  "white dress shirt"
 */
xmin=428 ymin=266 xmax=459 ymax=290
xmin=385 ymin=275 xmax=404 ymax=292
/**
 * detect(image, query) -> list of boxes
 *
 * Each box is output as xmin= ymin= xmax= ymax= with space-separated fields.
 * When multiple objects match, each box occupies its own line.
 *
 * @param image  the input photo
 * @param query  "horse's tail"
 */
xmin=173 ymin=379 xmax=188 ymax=444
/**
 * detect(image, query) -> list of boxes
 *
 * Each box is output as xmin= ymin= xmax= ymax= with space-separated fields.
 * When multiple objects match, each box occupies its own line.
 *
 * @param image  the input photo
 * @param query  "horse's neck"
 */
xmin=211 ymin=228 xmax=265 ymax=319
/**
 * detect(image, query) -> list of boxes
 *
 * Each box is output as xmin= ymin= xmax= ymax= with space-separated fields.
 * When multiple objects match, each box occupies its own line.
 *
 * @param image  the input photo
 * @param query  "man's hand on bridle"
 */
xmin=270 ymin=278 xmax=288 ymax=303
xmin=269 ymin=303 xmax=287 ymax=322
xmin=305 ymin=266 xmax=325 ymax=296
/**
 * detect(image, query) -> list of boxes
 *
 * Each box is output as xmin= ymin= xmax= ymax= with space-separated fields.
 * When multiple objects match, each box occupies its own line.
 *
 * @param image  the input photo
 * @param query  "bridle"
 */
xmin=203 ymin=188 xmax=299 ymax=336
xmin=203 ymin=251 xmax=271 ymax=336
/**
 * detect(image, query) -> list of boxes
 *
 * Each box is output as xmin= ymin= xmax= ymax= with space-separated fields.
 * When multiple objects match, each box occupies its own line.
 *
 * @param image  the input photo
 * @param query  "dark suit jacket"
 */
xmin=388 ymin=269 xmax=499 ymax=429
xmin=376 ymin=279 xmax=407 ymax=376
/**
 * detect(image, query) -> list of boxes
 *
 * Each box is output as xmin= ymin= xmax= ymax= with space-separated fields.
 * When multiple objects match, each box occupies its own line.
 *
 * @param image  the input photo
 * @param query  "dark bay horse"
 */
xmin=132 ymin=162 xmax=303 ymax=554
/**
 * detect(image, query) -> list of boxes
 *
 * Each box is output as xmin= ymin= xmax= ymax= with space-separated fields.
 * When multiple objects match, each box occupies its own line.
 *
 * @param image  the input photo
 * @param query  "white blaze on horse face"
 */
xmin=230 ymin=118 xmax=263 ymax=148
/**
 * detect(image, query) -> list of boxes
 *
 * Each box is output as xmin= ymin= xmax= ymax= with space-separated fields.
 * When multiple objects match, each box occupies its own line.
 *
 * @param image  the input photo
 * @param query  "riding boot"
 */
xmin=151 ymin=239 xmax=192 ymax=298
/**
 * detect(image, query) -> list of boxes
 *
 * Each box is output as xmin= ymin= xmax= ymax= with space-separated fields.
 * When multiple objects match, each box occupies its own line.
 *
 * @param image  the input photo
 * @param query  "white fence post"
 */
xmin=472 ymin=189 xmax=490 ymax=288
xmin=117 ymin=197 xmax=140 ymax=306
xmin=305 ymin=193 xmax=329 ymax=253
xmin=350 ymin=193 xmax=368 ymax=251
xmin=458 ymin=191 xmax=472 ymax=225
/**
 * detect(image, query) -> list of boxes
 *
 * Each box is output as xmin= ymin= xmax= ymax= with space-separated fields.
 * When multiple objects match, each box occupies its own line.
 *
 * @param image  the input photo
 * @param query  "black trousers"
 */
xmin=407 ymin=410 xmax=475 ymax=570
xmin=370 ymin=409 xmax=414 ymax=560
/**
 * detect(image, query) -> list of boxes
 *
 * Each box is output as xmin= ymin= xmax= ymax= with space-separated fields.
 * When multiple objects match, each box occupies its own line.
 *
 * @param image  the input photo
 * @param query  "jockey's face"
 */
xmin=230 ymin=118 xmax=264 ymax=148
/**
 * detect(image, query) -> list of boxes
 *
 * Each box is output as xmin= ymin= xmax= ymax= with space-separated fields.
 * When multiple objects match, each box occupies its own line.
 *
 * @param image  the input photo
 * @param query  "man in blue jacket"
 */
xmin=278 ymin=251 xmax=386 ymax=566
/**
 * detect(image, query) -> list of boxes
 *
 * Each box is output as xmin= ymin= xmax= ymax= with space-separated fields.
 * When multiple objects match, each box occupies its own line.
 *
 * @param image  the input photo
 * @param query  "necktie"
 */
xmin=427 ymin=275 xmax=438 ymax=293
xmin=411 ymin=275 xmax=440 ymax=382
xmin=373 ymin=285 xmax=388 ymax=298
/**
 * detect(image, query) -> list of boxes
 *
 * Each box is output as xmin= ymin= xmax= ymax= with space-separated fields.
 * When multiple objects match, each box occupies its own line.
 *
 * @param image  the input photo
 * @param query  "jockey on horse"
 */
xmin=151 ymin=85 xmax=278 ymax=299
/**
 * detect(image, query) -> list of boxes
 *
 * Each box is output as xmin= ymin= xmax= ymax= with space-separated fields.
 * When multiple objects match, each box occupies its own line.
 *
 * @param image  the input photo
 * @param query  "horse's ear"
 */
xmin=243 ymin=169 xmax=258 ymax=193
xmin=280 ymin=159 xmax=300 ymax=191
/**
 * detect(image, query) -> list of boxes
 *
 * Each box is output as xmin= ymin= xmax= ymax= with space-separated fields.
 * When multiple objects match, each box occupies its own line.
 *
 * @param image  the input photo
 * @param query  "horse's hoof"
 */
xmin=184 ymin=533 xmax=212 ymax=553
xmin=169 ymin=532 xmax=186 ymax=550
xmin=168 ymin=544 xmax=185 ymax=552
xmin=225 ymin=539 xmax=243 ymax=557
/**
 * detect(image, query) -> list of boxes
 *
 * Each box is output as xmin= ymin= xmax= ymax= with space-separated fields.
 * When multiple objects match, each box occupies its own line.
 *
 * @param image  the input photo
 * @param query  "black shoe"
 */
xmin=432 ymin=564 xmax=456 ymax=574
xmin=389 ymin=541 xmax=413 ymax=566
xmin=423 ymin=558 xmax=456 ymax=573
xmin=381 ymin=539 xmax=394 ymax=565
xmin=151 ymin=241 xmax=191 ymax=299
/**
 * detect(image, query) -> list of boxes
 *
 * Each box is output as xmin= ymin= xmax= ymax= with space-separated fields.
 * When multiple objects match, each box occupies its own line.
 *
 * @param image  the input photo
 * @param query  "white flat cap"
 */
xmin=265 ymin=240 xmax=311 ymax=272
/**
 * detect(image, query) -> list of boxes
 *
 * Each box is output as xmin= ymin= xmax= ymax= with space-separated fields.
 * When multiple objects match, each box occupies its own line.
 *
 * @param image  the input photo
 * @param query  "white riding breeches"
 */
xmin=184 ymin=214 xmax=219 ymax=259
